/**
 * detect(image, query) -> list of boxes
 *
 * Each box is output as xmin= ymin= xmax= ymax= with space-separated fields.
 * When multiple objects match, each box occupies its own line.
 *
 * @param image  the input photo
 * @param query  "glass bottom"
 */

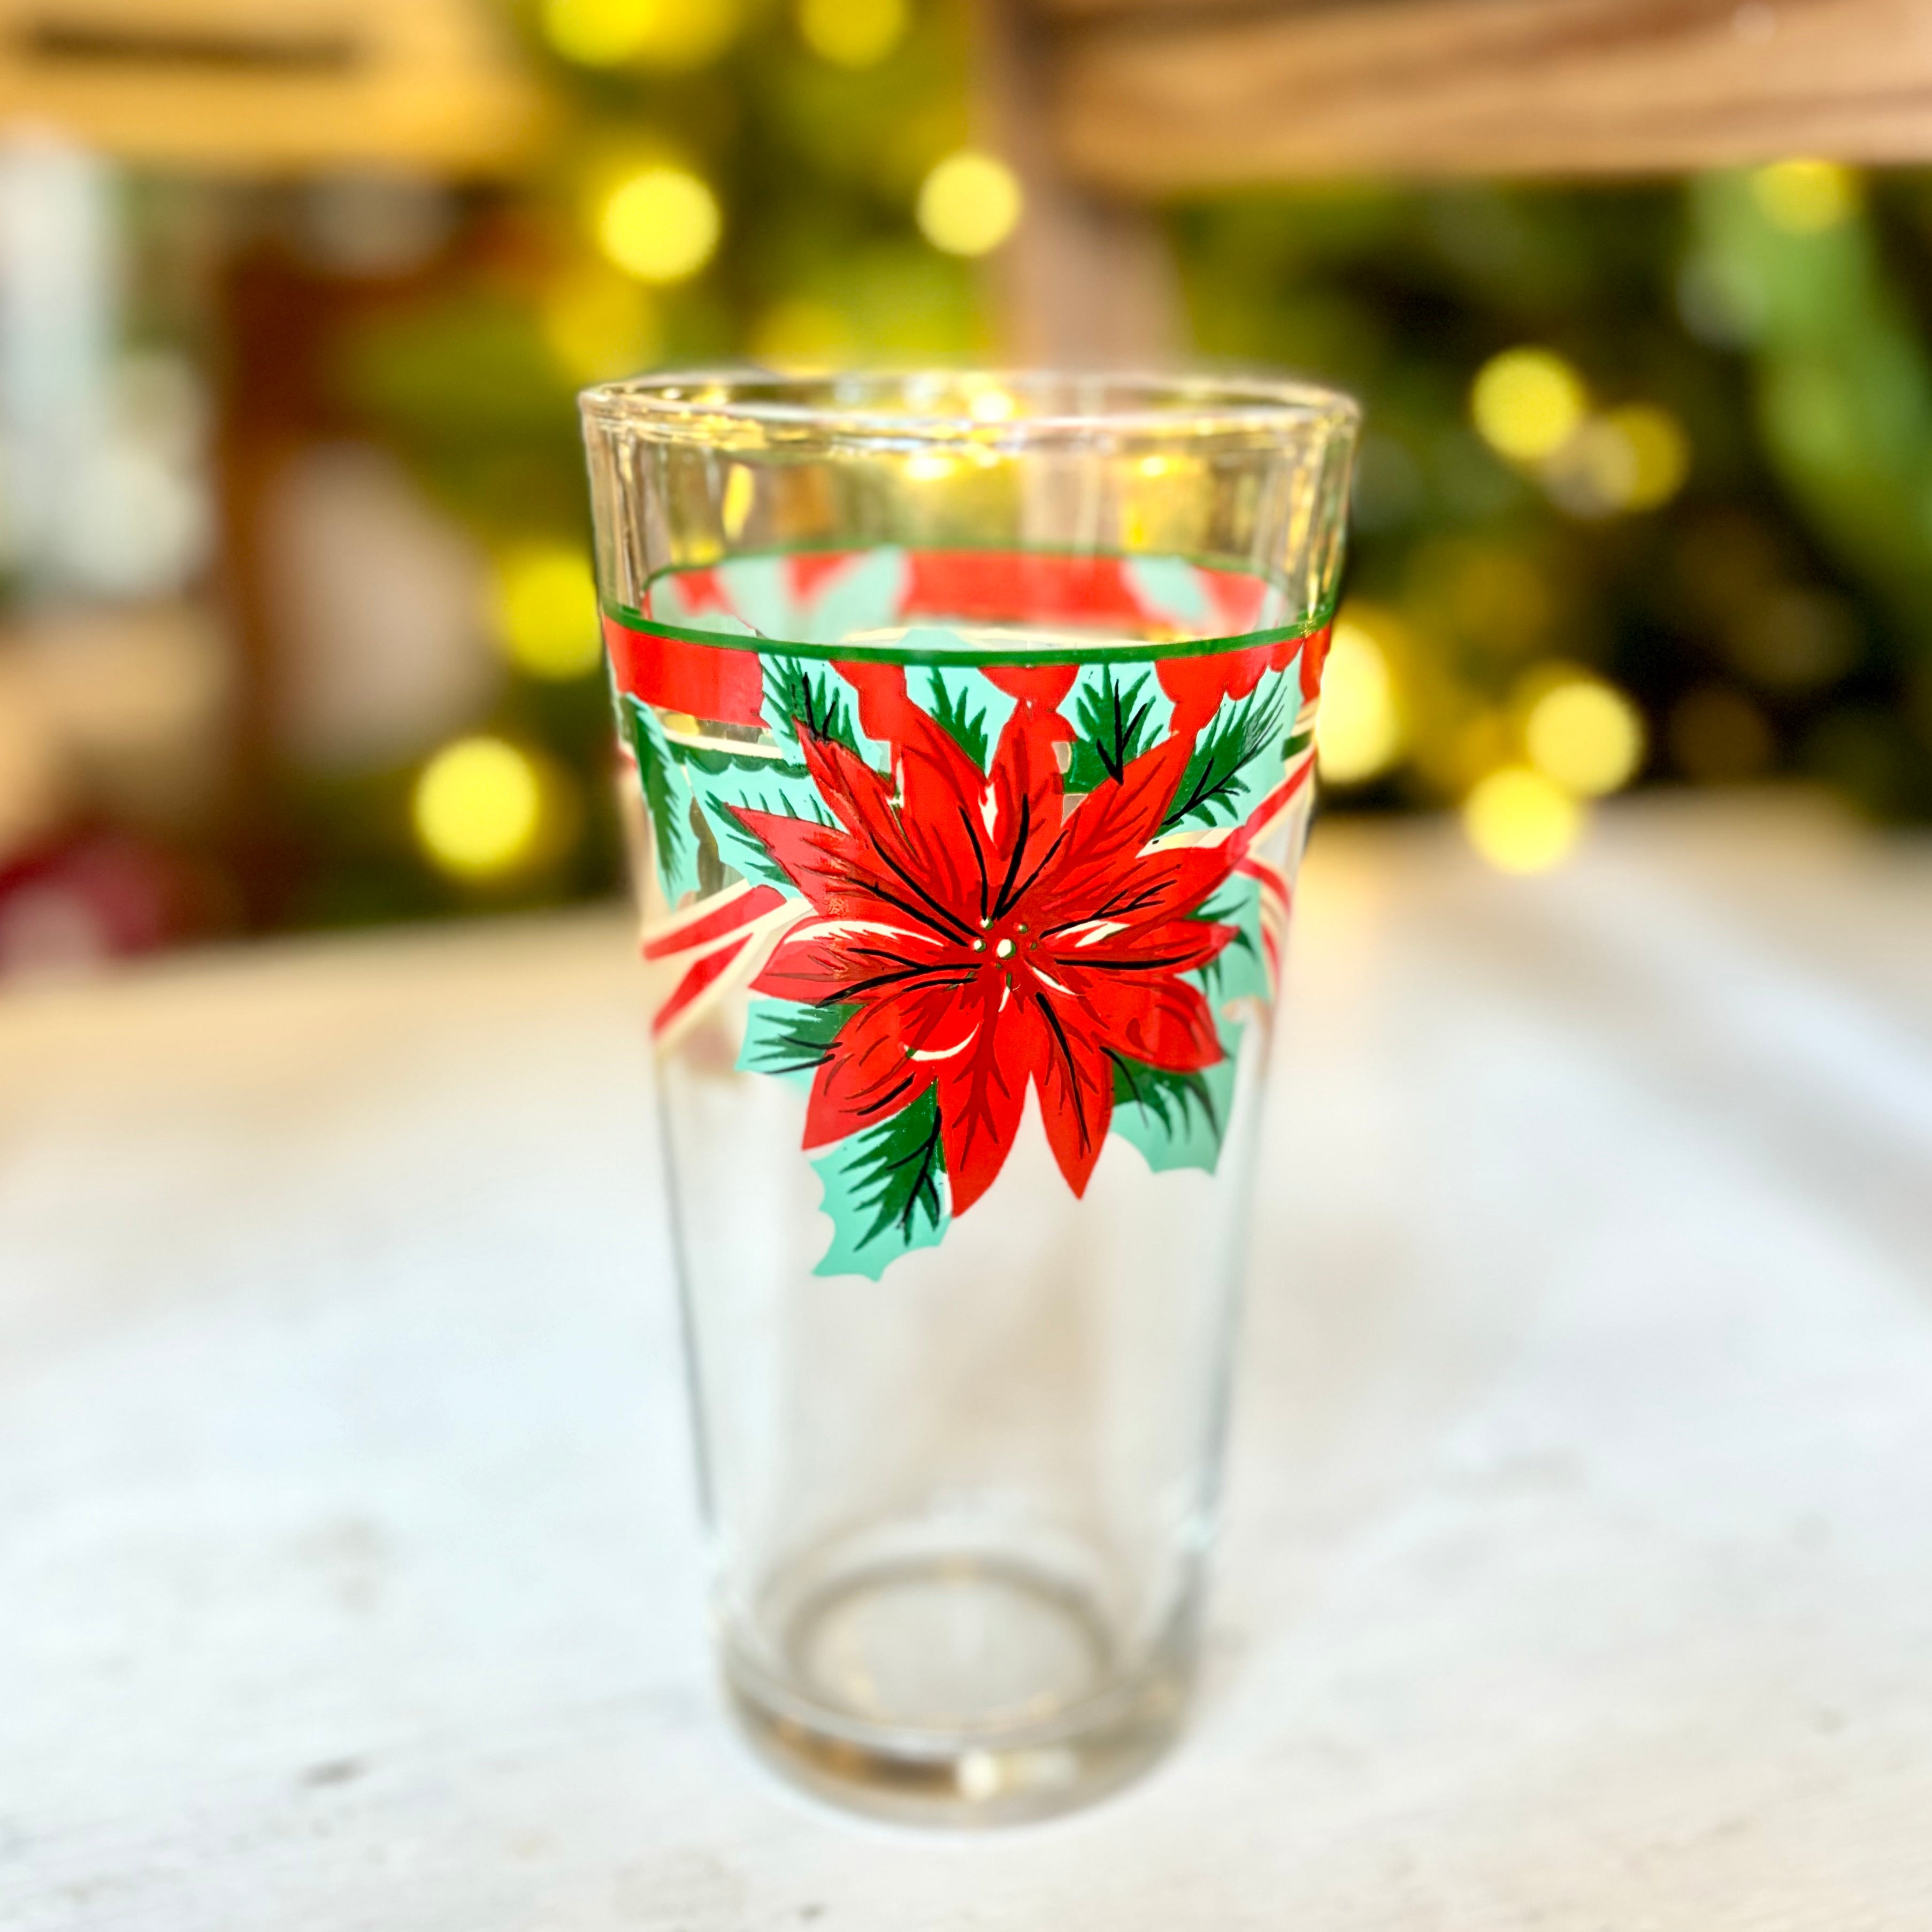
xmin=723 ymin=1541 xmax=1194 ymax=1825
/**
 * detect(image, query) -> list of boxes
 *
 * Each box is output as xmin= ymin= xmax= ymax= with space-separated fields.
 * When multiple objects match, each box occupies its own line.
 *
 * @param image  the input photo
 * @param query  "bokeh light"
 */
xmin=1752 ymin=159 xmax=1861 ymax=235
xmin=1605 ymin=404 xmax=1691 ymax=509
xmin=413 ymin=738 xmax=546 ymax=879
xmin=798 ymin=0 xmax=906 ymax=67
xmin=917 ymin=151 xmax=1023 ymax=257
xmin=542 ymin=0 xmax=738 ymax=69
xmin=903 ymin=453 xmax=960 ymax=482
xmin=722 ymin=466 xmax=756 ymax=540
xmin=1315 ymin=616 xmax=1403 ymax=784
xmin=1471 ymin=348 xmax=1588 ymax=463
xmin=597 ymin=166 xmax=721 ymax=283
xmin=494 ymin=543 xmax=602 ymax=680
xmin=540 ymin=265 xmax=661 ymax=382
xmin=1542 ymin=404 xmax=1689 ymax=517
xmin=1462 ymin=765 xmax=1583 ymax=872
xmin=1524 ymin=675 xmax=1645 ymax=795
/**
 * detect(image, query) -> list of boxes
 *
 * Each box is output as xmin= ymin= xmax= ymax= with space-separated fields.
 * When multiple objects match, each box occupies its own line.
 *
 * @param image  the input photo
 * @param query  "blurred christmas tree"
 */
xmin=321 ymin=0 xmax=1930 ymax=923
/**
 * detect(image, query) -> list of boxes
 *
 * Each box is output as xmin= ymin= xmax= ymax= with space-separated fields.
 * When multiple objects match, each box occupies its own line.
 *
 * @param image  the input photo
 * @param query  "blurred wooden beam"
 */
xmin=0 ymin=0 xmax=550 ymax=177
xmin=1052 ymin=0 xmax=1932 ymax=191
xmin=977 ymin=0 xmax=1182 ymax=362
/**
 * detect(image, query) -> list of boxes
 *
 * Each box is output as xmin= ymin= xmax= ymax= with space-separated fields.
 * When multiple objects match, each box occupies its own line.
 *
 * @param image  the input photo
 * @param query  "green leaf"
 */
xmin=763 ymin=654 xmax=863 ymax=762
xmin=1160 ymin=672 xmax=1294 ymax=832
xmin=678 ymin=747 xmax=830 ymax=890
xmin=923 ymin=665 xmax=990 ymax=770
xmin=1108 ymin=1048 xmax=1239 ymax=1175
xmin=739 ymin=997 xmax=855 ymax=1089
xmin=1193 ymin=873 xmax=1271 ymax=1007
xmin=1067 ymin=663 xmax=1167 ymax=792
xmin=622 ymin=696 xmax=700 ymax=906
xmin=812 ymin=1085 xmax=950 ymax=1280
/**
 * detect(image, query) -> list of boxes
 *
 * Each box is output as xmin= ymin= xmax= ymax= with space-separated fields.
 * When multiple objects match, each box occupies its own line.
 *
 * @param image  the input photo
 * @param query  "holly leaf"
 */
xmin=622 ymin=695 xmax=700 ymax=906
xmin=1067 ymin=663 xmax=1166 ymax=793
xmin=1108 ymin=1047 xmax=1240 ymax=1175
xmin=1159 ymin=673 xmax=1294 ymax=832
xmin=812 ymin=1085 xmax=949 ymax=1279
xmin=738 ymin=996 xmax=856 ymax=1089
xmin=678 ymin=745 xmax=830 ymax=890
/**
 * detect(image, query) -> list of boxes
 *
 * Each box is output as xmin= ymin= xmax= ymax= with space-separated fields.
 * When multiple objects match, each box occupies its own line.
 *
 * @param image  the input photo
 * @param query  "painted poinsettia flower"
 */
xmin=732 ymin=704 xmax=1246 ymax=1215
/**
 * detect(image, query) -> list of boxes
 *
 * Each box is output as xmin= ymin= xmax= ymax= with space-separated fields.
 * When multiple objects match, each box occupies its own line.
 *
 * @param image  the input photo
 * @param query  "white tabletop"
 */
xmin=4 ymin=793 xmax=1930 ymax=1929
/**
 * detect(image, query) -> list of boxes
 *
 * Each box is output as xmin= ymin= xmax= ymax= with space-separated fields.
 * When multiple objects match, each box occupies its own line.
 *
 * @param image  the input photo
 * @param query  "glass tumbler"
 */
xmin=581 ymin=370 xmax=1357 ymax=1823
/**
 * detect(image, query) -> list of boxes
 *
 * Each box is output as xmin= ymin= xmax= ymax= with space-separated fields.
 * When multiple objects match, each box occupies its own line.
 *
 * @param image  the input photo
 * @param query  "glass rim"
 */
xmin=577 ymin=365 xmax=1362 ymax=448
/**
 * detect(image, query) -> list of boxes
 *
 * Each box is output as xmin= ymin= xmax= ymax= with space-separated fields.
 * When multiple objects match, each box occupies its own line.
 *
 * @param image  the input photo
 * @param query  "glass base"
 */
xmin=723 ymin=1548 xmax=1192 ymax=1826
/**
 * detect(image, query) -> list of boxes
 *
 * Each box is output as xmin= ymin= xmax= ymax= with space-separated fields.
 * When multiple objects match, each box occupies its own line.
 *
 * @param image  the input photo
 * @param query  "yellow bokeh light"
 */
xmin=722 ymin=466 xmax=755 ymax=540
xmin=543 ymin=0 xmax=647 ymax=65
xmin=798 ymin=0 xmax=906 ymax=67
xmin=1546 ymin=404 xmax=1691 ymax=517
xmin=903 ymin=452 xmax=960 ymax=482
xmin=494 ymin=543 xmax=601 ymax=680
xmin=1462 ymin=766 xmax=1584 ymax=874
xmin=543 ymin=0 xmax=738 ymax=68
xmin=1752 ymin=159 xmax=1861 ymax=235
xmin=968 ymin=385 xmax=1017 ymax=423
xmin=1315 ymin=617 xmax=1403 ymax=785
xmin=413 ymin=737 xmax=545 ymax=879
xmin=916 ymin=151 xmax=1023 ymax=257
xmin=1604 ymin=404 xmax=1690 ymax=510
xmin=540 ymin=266 xmax=661 ymax=383
xmin=597 ymin=166 xmax=721 ymax=284
xmin=1524 ymin=676 xmax=1645 ymax=796
xmin=1471 ymin=348 xmax=1588 ymax=463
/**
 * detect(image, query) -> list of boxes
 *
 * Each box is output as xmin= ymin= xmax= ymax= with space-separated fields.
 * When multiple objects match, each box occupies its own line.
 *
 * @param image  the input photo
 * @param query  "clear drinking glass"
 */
xmin=580 ymin=370 xmax=1357 ymax=1823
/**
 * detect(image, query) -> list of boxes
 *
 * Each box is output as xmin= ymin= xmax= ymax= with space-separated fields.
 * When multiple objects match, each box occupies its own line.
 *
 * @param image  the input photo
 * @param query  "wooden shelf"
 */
xmin=0 ymin=0 xmax=549 ymax=175
xmin=1048 ymin=0 xmax=1932 ymax=190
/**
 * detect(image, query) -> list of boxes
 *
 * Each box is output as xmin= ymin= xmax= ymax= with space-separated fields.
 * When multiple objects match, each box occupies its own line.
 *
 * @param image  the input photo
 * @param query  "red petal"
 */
xmin=1057 ymin=841 xmax=1242 ymax=935
xmin=804 ymin=998 xmax=939 ymax=1148
xmin=1026 ymin=732 xmax=1194 ymax=926
xmin=1048 ymin=914 xmax=1234 ymax=979
xmin=932 ymin=976 xmax=1033 ymax=1215
xmin=1023 ymin=988 xmax=1117 ymax=1197
xmin=752 ymin=733 xmax=988 ymax=948
xmin=894 ymin=722 xmax=1001 ymax=927
xmin=1051 ymin=961 xmax=1223 ymax=1074
xmin=982 ymin=707 xmax=1069 ymax=922
xmin=753 ymin=921 xmax=968 ymax=1007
